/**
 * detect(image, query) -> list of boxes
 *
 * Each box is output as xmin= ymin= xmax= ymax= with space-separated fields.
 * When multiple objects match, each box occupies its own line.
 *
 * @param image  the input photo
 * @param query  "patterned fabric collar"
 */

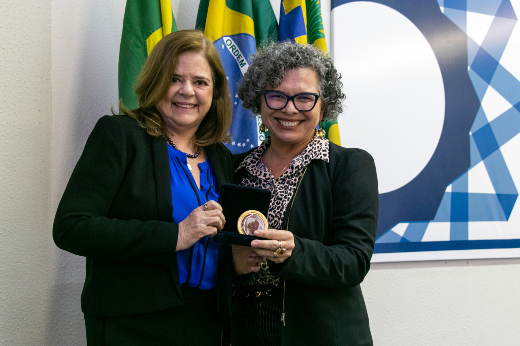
xmin=236 ymin=136 xmax=329 ymax=176
xmin=233 ymin=136 xmax=329 ymax=290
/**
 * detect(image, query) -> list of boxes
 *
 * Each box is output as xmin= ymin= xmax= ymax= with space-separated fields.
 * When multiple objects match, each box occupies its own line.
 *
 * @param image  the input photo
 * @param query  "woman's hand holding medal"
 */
xmin=177 ymin=200 xmax=225 ymax=251
xmin=251 ymin=229 xmax=295 ymax=264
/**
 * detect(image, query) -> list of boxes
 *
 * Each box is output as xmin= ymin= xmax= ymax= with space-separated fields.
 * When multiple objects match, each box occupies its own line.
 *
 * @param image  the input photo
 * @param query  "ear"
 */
xmin=320 ymin=106 xmax=325 ymax=121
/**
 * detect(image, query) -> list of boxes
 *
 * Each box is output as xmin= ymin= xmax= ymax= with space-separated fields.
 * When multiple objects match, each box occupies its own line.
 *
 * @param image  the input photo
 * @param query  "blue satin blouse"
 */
xmin=167 ymin=144 xmax=222 ymax=290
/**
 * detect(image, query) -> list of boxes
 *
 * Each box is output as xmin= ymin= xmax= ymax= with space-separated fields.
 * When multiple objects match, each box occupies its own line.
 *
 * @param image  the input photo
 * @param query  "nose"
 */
xmin=282 ymin=99 xmax=299 ymax=114
xmin=179 ymin=81 xmax=195 ymax=96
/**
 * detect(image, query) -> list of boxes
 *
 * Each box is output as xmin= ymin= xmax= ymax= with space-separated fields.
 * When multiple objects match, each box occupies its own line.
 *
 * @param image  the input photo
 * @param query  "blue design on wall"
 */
xmin=334 ymin=0 xmax=480 ymax=238
xmin=333 ymin=0 xmax=520 ymax=255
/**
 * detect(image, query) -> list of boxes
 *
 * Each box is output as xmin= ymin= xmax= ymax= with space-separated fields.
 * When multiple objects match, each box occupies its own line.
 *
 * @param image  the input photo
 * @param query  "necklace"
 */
xmin=265 ymin=148 xmax=289 ymax=180
xmin=269 ymin=165 xmax=288 ymax=180
xmin=166 ymin=135 xmax=202 ymax=171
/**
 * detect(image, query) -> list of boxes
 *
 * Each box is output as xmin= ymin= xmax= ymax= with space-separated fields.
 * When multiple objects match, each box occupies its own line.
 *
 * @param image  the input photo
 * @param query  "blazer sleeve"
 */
xmin=53 ymin=116 xmax=178 ymax=266
xmin=274 ymin=148 xmax=379 ymax=288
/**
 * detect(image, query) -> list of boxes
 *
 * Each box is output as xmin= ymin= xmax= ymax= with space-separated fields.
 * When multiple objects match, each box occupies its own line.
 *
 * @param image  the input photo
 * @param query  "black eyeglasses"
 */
xmin=263 ymin=90 xmax=320 ymax=111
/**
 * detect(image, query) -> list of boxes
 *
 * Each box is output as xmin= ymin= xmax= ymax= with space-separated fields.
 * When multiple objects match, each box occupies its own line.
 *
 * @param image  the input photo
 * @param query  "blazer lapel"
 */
xmin=152 ymin=136 xmax=173 ymax=222
xmin=152 ymin=136 xmax=183 ymax=297
xmin=206 ymin=143 xmax=230 ymax=191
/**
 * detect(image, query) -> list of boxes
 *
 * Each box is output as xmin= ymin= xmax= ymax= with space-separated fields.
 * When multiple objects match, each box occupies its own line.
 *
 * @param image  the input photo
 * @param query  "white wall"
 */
xmin=0 ymin=0 xmax=53 ymax=345
xmin=0 ymin=0 xmax=518 ymax=345
xmin=366 ymin=259 xmax=520 ymax=345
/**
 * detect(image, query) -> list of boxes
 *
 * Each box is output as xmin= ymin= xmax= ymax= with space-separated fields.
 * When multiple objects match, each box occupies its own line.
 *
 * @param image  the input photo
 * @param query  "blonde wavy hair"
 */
xmin=120 ymin=30 xmax=231 ymax=146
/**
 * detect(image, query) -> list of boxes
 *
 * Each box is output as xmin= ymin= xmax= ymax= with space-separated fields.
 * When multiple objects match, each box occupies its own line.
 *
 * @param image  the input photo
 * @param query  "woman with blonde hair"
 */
xmin=54 ymin=30 xmax=233 ymax=345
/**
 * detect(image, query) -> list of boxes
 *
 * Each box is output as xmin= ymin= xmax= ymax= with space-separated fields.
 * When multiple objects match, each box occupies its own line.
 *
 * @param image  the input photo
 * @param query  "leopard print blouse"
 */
xmin=234 ymin=136 xmax=329 ymax=288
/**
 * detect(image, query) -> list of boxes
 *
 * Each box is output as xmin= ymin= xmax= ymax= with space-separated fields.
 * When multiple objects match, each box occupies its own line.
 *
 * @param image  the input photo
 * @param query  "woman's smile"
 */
xmin=277 ymin=119 xmax=303 ymax=127
xmin=174 ymin=102 xmax=197 ymax=109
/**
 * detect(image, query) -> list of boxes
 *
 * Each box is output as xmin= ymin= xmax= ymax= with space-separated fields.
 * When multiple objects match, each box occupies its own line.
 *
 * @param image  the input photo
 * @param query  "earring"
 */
xmin=259 ymin=123 xmax=268 ymax=133
xmin=315 ymin=122 xmax=326 ymax=138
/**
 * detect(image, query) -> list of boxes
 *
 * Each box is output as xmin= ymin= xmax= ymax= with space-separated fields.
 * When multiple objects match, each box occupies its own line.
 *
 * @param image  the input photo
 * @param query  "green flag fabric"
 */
xmin=118 ymin=0 xmax=177 ymax=110
xmin=196 ymin=0 xmax=277 ymax=48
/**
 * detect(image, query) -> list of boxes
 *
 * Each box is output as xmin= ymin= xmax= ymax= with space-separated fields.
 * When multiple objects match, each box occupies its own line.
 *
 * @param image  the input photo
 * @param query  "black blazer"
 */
xmin=234 ymin=142 xmax=379 ymax=346
xmin=53 ymin=115 xmax=233 ymax=318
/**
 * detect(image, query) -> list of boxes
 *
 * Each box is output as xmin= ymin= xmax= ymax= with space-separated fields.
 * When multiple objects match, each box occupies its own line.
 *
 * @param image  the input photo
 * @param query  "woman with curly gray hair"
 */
xmin=231 ymin=41 xmax=379 ymax=346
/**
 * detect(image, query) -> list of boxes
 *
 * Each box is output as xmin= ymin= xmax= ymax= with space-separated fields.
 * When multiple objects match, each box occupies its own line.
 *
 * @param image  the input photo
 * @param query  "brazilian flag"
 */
xmin=118 ymin=0 xmax=178 ymax=110
xmin=196 ymin=0 xmax=278 ymax=154
xmin=278 ymin=0 xmax=341 ymax=146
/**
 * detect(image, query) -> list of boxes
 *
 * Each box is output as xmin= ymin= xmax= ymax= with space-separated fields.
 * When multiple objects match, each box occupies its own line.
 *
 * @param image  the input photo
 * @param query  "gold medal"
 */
xmin=237 ymin=210 xmax=268 ymax=236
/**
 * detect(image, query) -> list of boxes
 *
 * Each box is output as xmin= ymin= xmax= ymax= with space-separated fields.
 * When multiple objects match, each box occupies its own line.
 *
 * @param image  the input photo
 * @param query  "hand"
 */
xmin=232 ymin=245 xmax=264 ymax=275
xmin=251 ymin=229 xmax=294 ymax=264
xmin=176 ymin=200 xmax=225 ymax=251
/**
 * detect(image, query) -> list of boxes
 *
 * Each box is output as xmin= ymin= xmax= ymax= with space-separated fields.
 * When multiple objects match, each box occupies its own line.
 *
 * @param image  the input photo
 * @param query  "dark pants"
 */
xmin=230 ymin=285 xmax=282 ymax=346
xmin=85 ymin=287 xmax=222 ymax=346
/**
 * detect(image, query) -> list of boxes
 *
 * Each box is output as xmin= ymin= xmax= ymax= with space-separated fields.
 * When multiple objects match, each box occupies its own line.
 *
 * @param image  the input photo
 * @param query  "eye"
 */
xmin=295 ymin=94 xmax=315 ymax=102
xmin=172 ymin=77 xmax=181 ymax=83
xmin=194 ymin=79 xmax=209 ymax=86
xmin=268 ymin=92 xmax=286 ymax=100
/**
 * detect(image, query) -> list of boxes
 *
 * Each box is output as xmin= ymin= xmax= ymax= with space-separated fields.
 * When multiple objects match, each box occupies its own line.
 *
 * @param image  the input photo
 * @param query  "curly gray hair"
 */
xmin=237 ymin=41 xmax=345 ymax=120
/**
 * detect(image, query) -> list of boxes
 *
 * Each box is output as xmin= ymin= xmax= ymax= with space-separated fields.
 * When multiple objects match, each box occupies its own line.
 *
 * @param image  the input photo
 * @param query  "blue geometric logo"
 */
xmin=375 ymin=0 xmax=520 ymax=254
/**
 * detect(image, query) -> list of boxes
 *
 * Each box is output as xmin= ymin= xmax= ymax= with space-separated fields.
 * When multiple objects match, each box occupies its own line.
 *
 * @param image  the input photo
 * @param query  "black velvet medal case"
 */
xmin=214 ymin=184 xmax=271 ymax=246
